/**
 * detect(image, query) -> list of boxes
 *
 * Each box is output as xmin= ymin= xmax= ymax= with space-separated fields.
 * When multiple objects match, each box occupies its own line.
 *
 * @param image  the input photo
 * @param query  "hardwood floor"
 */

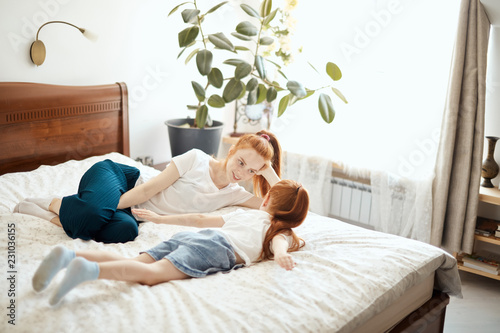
xmin=443 ymin=270 xmax=500 ymax=332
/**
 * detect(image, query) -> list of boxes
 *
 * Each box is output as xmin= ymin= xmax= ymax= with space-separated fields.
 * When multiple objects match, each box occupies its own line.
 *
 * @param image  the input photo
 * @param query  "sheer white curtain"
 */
xmin=266 ymin=0 xmax=460 ymax=241
xmin=370 ymin=171 xmax=433 ymax=242
xmin=282 ymin=151 xmax=332 ymax=216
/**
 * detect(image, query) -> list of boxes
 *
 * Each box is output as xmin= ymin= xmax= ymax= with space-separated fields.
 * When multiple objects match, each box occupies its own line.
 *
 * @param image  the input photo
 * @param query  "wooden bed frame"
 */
xmin=0 ymin=81 xmax=450 ymax=332
xmin=0 ymin=82 xmax=129 ymax=175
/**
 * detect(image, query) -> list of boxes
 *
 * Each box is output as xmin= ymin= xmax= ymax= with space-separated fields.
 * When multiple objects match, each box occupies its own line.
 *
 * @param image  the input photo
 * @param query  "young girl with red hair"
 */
xmin=32 ymin=179 xmax=310 ymax=305
xmin=15 ymin=130 xmax=282 ymax=243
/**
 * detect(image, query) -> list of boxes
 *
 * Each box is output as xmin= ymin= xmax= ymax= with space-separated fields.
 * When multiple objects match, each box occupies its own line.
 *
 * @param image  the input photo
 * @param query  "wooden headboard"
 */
xmin=0 ymin=82 xmax=129 ymax=175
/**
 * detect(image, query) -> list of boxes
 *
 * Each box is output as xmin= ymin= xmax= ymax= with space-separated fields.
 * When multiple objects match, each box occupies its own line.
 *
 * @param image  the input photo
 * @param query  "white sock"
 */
xmin=50 ymin=257 xmax=99 ymax=306
xmin=25 ymin=197 xmax=53 ymax=210
xmin=14 ymin=201 xmax=57 ymax=221
xmin=32 ymin=245 xmax=76 ymax=292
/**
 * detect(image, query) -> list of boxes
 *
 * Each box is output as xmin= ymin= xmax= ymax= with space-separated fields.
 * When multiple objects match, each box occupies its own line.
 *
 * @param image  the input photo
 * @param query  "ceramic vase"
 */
xmin=481 ymin=136 xmax=500 ymax=188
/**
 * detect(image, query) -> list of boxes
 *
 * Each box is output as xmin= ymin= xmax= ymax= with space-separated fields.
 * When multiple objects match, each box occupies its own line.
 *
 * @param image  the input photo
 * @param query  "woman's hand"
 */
xmin=274 ymin=252 xmax=296 ymax=271
xmin=255 ymin=160 xmax=272 ymax=175
xmin=256 ymin=160 xmax=280 ymax=187
xmin=132 ymin=208 xmax=161 ymax=223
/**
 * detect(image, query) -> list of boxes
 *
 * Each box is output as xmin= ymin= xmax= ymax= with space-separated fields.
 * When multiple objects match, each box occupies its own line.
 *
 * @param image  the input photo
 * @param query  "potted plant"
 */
xmin=167 ymin=0 xmax=347 ymax=156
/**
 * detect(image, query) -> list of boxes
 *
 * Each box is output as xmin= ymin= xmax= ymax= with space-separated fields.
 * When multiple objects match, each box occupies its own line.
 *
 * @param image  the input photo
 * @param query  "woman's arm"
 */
xmin=237 ymin=196 xmax=263 ymax=209
xmin=117 ymin=162 xmax=180 ymax=209
xmin=258 ymin=161 xmax=280 ymax=187
xmin=272 ymin=234 xmax=295 ymax=271
xmin=132 ymin=209 xmax=225 ymax=228
xmin=239 ymin=161 xmax=281 ymax=209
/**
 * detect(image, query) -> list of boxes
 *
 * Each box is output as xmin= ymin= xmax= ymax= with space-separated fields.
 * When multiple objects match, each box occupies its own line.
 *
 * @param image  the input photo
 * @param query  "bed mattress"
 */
xmin=0 ymin=153 xmax=462 ymax=333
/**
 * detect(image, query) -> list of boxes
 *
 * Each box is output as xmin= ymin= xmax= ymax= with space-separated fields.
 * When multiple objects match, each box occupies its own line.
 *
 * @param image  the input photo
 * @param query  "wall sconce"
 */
xmin=30 ymin=20 xmax=98 ymax=66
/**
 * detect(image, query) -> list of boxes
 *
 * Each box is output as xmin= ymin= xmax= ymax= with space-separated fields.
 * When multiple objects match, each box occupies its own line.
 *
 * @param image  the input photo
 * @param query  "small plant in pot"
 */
xmin=167 ymin=0 xmax=347 ymax=155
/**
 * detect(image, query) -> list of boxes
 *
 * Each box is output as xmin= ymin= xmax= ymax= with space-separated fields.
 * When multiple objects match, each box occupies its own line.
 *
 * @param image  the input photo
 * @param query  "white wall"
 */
xmin=485 ymin=27 xmax=500 ymax=187
xmin=479 ymin=26 xmax=500 ymax=219
xmin=0 ymin=0 xmax=236 ymax=164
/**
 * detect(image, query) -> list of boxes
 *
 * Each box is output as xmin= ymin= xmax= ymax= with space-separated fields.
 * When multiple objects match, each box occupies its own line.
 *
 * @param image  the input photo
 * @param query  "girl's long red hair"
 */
xmin=259 ymin=179 xmax=309 ymax=261
xmin=225 ymin=129 xmax=282 ymax=197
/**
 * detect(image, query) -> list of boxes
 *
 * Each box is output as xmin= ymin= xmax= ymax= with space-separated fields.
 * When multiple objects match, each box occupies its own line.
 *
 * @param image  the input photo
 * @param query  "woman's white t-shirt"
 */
xmin=219 ymin=209 xmax=292 ymax=266
xmin=133 ymin=149 xmax=253 ymax=218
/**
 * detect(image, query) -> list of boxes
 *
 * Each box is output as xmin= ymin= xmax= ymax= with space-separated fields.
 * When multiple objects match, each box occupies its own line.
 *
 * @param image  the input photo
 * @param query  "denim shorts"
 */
xmin=144 ymin=229 xmax=239 ymax=278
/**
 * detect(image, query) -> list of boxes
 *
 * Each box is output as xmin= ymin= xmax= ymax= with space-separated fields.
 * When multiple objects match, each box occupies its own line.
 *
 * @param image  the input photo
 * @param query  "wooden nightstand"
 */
xmin=454 ymin=186 xmax=500 ymax=281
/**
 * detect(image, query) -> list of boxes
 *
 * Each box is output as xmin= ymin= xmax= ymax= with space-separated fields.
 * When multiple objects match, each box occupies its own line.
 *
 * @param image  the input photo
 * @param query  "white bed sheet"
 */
xmin=0 ymin=153 xmax=462 ymax=333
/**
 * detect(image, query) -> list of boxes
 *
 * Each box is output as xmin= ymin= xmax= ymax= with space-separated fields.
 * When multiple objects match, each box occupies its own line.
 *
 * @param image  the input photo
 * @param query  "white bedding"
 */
xmin=0 ymin=153 xmax=462 ymax=333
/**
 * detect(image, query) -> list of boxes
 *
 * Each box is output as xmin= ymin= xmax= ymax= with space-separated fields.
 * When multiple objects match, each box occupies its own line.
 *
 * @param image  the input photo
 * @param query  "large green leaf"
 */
xmin=195 ymin=104 xmax=208 ymax=128
xmin=240 ymin=4 xmax=260 ymax=18
xmin=332 ymin=87 xmax=348 ymax=104
xmin=260 ymin=0 xmax=272 ymax=17
xmin=184 ymin=48 xmax=199 ymax=64
xmin=262 ymin=8 xmax=278 ymax=26
xmin=266 ymin=86 xmax=277 ymax=102
xmin=246 ymin=77 xmax=258 ymax=91
xmin=223 ymin=58 xmax=247 ymax=66
xmin=178 ymin=26 xmax=199 ymax=48
xmin=181 ymin=9 xmax=200 ymax=23
xmin=287 ymin=81 xmax=307 ymax=98
xmin=196 ymin=49 xmax=212 ymax=76
xmin=235 ymin=62 xmax=252 ymax=79
xmin=231 ymin=32 xmax=252 ymax=41
xmin=259 ymin=37 xmax=274 ymax=45
xmin=208 ymin=94 xmax=226 ymax=108
xmin=256 ymin=84 xmax=267 ymax=104
xmin=326 ymin=62 xmax=342 ymax=81
xmin=168 ymin=2 xmax=190 ymax=17
xmin=247 ymin=89 xmax=257 ymax=105
xmin=191 ymin=81 xmax=206 ymax=102
xmin=223 ymin=78 xmax=244 ymax=102
xmin=237 ymin=85 xmax=247 ymax=100
xmin=208 ymin=67 xmax=223 ymax=88
xmin=301 ymin=89 xmax=315 ymax=99
xmin=206 ymin=1 xmax=228 ymax=14
xmin=318 ymin=93 xmax=335 ymax=123
xmin=208 ymin=33 xmax=234 ymax=51
xmin=278 ymin=94 xmax=290 ymax=117
xmin=272 ymin=81 xmax=285 ymax=91
xmin=255 ymin=55 xmax=266 ymax=80
xmin=235 ymin=46 xmax=251 ymax=52
xmin=236 ymin=21 xmax=258 ymax=36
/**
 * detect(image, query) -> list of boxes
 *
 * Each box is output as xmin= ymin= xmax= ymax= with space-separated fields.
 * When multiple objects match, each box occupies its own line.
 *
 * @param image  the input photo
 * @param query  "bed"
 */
xmin=0 ymin=82 xmax=461 ymax=333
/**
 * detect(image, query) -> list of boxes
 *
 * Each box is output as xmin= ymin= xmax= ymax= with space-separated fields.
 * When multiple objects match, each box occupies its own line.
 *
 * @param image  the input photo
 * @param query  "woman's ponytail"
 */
xmin=253 ymin=130 xmax=282 ymax=197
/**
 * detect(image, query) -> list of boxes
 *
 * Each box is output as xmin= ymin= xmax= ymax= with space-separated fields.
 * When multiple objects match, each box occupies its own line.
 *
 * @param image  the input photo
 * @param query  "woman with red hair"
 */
xmin=15 ymin=130 xmax=282 ymax=243
xmin=32 ymin=179 xmax=310 ymax=305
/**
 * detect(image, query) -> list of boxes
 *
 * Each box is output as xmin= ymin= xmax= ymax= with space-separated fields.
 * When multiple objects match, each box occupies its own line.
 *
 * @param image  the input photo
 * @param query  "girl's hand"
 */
xmin=132 ymin=208 xmax=161 ymax=223
xmin=274 ymin=252 xmax=296 ymax=271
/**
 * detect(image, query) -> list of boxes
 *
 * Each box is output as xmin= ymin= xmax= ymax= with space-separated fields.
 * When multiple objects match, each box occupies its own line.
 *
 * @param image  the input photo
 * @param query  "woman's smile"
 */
xmin=232 ymin=171 xmax=241 ymax=181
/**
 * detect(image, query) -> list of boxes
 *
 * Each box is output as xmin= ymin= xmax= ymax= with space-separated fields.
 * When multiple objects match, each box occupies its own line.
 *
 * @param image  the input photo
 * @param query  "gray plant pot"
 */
xmin=165 ymin=118 xmax=224 ymax=157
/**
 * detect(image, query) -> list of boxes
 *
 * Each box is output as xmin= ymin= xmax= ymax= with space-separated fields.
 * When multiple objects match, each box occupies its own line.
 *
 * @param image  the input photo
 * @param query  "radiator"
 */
xmin=328 ymin=177 xmax=376 ymax=228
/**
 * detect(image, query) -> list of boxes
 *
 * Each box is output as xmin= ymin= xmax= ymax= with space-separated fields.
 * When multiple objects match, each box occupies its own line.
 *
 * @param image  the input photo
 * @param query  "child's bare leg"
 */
xmin=50 ymin=216 xmax=62 ymax=227
xmin=50 ymin=257 xmax=189 ymax=305
xmin=98 ymin=258 xmax=189 ymax=285
xmin=76 ymin=251 xmax=154 ymax=264
xmin=48 ymin=198 xmax=62 ymax=215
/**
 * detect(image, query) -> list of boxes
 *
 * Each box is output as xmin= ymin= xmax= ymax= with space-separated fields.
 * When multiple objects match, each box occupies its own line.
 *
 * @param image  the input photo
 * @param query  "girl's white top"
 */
xmin=133 ymin=149 xmax=253 ymax=219
xmin=220 ymin=209 xmax=292 ymax=266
